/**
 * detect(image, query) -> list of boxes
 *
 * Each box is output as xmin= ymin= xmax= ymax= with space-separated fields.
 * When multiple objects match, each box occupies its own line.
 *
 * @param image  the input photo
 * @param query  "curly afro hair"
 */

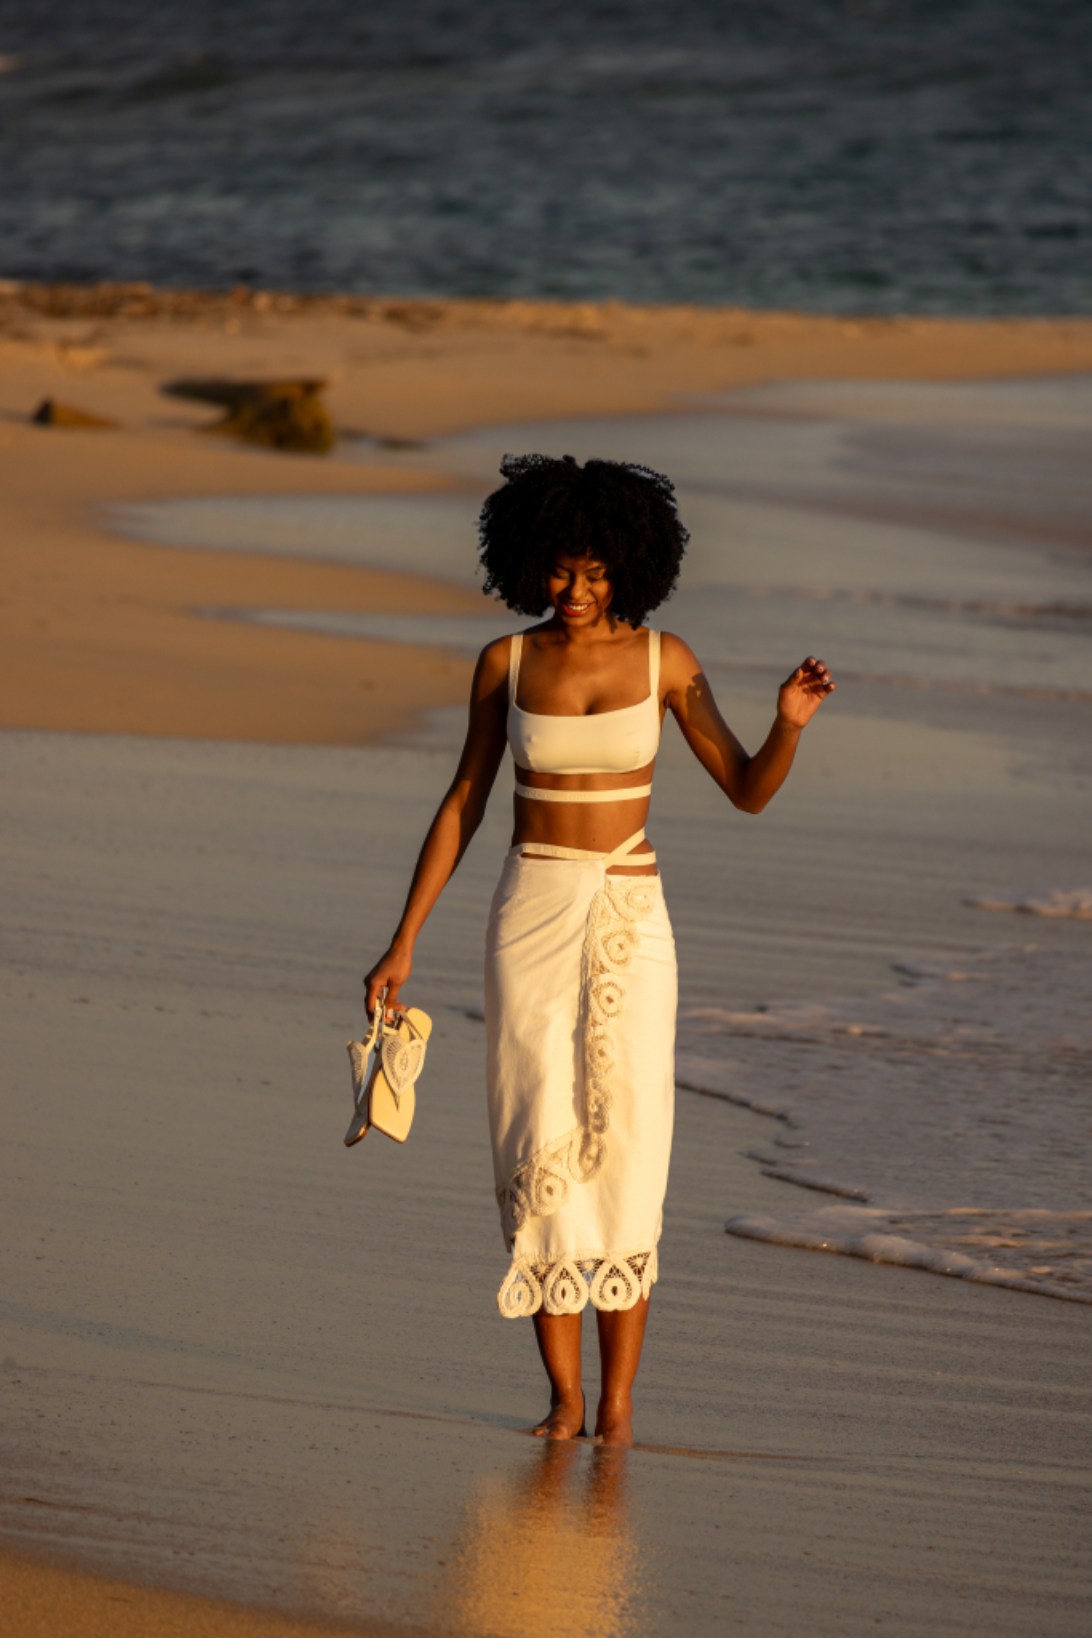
xmin=477 ymin=453 xmax=688 ymax=627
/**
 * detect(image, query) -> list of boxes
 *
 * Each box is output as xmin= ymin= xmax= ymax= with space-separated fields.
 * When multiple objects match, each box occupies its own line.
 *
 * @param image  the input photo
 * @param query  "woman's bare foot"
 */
xmin=594 ymin=1392 xmax=634 ymax=1447
xmin=533 ymin=1392 xmax=586 ymax=1440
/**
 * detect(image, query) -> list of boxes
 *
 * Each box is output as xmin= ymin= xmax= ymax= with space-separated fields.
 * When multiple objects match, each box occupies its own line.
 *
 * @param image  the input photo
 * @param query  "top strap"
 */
xmin=515 ymin=781 xmax=653 ymax=804
xmin=507 ymin=633 xmax=523 ymax=707
xmin=648 ymin=629 xmax=661 ymax=702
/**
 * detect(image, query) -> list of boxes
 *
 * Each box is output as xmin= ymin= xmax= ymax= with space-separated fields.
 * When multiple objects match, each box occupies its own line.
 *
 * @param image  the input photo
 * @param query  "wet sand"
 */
xmin=2 ymin=727 xmax=1090 ymax=1638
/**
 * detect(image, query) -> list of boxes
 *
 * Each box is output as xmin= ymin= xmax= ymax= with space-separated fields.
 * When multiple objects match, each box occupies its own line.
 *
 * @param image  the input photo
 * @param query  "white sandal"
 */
xmin=345 ymin=999 xmax=432 ymax=1147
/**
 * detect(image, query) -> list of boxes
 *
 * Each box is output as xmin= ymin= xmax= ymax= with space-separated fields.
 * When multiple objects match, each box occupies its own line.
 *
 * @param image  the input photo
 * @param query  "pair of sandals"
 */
xmin=345 ymin=998 xmax=432 ymax=1147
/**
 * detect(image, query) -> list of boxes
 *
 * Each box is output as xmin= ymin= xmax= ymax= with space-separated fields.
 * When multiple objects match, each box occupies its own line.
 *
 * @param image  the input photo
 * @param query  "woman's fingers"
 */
xmin=779 ymin=657 xmax=836 ymax=724
xmin=786 ymin=658 xmax=834 ymax=687
xmin=798 ymin=656 xmax=835 ymax=693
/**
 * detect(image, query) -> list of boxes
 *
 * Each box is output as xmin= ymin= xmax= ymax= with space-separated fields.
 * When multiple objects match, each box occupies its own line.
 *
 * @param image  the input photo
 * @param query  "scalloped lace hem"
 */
xmin=497 ymin=1245 xmax=658 ymax=1318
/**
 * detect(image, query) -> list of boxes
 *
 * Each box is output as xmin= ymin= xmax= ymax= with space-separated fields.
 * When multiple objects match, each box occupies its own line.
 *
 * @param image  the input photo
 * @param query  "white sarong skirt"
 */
xmin=485 ymin=851 xmax=677 ymax=1317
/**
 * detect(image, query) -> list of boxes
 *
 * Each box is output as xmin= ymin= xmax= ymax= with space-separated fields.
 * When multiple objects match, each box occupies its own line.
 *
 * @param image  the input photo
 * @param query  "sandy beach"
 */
xmin=2 ymin=727 xmax=1089 ymax=1638
xmin=2 ymin=289 xmax=1091 ymax=1637
xmin=3 ymin=286 xmax=1092 ymax=743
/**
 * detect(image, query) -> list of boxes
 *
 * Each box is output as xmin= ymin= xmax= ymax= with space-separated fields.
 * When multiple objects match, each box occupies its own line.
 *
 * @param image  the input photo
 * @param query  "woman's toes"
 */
xmin=533 ymin=1398 xmax=585 ymax=1440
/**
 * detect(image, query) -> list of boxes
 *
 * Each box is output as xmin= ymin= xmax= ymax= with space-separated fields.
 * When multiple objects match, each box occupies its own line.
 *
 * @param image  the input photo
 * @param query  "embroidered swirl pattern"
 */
xmin=498 ymin=1247 xmax=658 ymax=1317
xmin=380 ymin=1030 xmax=426 ymax=1104
xmin=495 ymin=873 xmax=660 ymax=1250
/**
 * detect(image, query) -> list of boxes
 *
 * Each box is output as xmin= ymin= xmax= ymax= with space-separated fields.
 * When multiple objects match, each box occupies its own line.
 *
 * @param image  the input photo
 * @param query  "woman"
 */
xmin=365 ymin=453 xmax=834 ymax=1447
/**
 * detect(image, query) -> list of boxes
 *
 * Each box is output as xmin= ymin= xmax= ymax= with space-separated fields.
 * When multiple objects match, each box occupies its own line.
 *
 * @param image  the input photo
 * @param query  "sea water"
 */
xmin=109 ymin=375 xmax=1092 ymax=1302
xmin=1 ymin=0 xmax=1091 ymax=314
xmin=678 ymin=944 xmax=1092 ymax=1304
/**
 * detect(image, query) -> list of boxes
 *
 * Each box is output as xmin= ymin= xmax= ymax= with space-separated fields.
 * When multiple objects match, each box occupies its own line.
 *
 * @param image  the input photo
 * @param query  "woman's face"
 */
xmin=547 ymin=552 xmax=614 ymax=627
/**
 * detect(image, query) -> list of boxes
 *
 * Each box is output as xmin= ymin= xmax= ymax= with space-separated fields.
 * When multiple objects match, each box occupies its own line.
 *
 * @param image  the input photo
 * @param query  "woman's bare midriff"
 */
xmin=512 ymin=761 xmax=660 ymax=877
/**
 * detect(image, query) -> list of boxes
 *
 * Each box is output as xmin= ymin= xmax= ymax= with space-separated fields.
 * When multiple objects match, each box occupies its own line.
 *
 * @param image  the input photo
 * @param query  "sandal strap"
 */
xmin=380 ymin=1022 xmax=427 ymax=1101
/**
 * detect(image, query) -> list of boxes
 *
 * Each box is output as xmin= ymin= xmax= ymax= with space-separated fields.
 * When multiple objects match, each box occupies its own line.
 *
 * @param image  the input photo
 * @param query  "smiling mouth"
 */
xmin=561 ymin=600 xmax=592 ymax=614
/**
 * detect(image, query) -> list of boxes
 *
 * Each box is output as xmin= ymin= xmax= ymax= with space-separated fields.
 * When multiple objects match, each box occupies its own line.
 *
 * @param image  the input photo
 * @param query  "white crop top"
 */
xmin=507 ymin=630 xmax=662 ymax=776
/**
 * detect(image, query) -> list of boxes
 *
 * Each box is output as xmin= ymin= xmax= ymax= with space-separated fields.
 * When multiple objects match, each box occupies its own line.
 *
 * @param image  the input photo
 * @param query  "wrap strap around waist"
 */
xmin=508 ymin=826 xmax=656 ymax=871
xmin=515 ymin=781 xmax=653 ymax=805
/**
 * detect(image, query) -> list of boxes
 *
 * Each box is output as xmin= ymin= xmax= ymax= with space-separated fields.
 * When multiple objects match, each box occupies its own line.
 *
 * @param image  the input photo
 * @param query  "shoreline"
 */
xmin=2 ymin=285 xmax=1092 ymax=745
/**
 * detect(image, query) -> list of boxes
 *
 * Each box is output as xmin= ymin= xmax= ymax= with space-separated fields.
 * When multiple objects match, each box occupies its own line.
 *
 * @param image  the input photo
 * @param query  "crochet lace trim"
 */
xmin=498 ymin=1245 xmax=659 ymax=1318
xmin=495 ymin=873 xmax=661 ymax=1250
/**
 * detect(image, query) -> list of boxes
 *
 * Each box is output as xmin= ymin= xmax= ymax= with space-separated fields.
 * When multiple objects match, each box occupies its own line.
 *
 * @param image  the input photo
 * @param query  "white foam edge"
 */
xmin=726 ymin=1211 xmax=1092 ymax=1305
xmin=965 ymin=888 xmax=1092 ymax=920
xmin=676 ymin=1060 xmax=792 ymax=1121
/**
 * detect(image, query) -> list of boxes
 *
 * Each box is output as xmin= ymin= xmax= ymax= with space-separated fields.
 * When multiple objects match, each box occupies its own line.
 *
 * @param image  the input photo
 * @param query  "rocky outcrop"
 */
xmin=32 ymin=398 xmax=119 ymax=428
xmin=162 ymin=377 xmax=335 ymax=453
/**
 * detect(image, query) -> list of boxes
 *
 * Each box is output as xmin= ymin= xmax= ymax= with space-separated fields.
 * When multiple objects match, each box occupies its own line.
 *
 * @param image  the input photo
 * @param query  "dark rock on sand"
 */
xmin=32 ymin=398 xmax=119 ymax=428
xmin=162 ymin=377 xmax=335 ymax=453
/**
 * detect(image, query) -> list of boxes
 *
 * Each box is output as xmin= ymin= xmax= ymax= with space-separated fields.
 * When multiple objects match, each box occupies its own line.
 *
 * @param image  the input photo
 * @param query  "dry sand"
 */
xmin=2 ymin=285 xmax=1092 ymax=743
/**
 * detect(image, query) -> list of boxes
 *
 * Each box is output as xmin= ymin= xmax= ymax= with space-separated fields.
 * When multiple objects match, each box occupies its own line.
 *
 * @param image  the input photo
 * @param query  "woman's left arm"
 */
xmin=661 ymin=633 xmax=835 ymax=814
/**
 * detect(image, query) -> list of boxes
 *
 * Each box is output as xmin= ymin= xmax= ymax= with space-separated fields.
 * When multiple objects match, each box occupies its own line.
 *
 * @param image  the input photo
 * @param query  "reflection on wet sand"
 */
xmin=443 ymin=1441 xmax=646 ymax=1638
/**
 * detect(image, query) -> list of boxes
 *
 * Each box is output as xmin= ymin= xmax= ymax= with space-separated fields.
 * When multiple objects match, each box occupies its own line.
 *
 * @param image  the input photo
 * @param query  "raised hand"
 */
xmin=777 ymin=656 xmax=836 ymax=730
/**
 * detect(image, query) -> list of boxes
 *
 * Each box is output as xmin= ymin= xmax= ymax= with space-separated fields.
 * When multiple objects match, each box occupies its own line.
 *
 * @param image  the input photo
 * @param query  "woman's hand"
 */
xmin=777 ymin=656 xmax=836 ymax=730
xmin=364 ymin=940 xmax=413 ymax=1020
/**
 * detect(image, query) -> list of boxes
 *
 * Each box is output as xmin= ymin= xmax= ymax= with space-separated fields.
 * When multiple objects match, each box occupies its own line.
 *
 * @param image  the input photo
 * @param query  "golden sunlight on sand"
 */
xmin=440 ymin=1442 xmax=642 ymax=1638
xmin=0 ymin=1552 xmax=382 ymax=1638
xmin=2 ymin=286 xmax=1091 ymax=746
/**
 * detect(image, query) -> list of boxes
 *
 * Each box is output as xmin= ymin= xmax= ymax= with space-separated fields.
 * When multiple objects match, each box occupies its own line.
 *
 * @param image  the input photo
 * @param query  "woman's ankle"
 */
xmin=550 ymin=1385 xmax=583 ymax=1409
xmin=594 ymin=1389 xmax=634 ymax=1440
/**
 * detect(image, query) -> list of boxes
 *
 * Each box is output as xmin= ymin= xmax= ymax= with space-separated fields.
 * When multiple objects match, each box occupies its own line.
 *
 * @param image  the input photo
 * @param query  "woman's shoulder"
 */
xmin=480 ymin=622 xmax=554 ymax=660
xmin=478 ymin=633 xmax=515 ymax=675
xmin=476 ymin=627 xmax=542 ymax=684
xmin=651 ymin=628 xmax=694 ymax=657
xmin=653 ymin=629 xmax=701 ymax=680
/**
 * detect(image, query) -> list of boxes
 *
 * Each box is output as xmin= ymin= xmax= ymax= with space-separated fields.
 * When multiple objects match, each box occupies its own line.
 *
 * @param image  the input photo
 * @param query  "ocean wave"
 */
xmin=726 ymin=1207 xmax=1092 ymax=1304
xmin=678 ymin=943 xmax=1092 ymax=1303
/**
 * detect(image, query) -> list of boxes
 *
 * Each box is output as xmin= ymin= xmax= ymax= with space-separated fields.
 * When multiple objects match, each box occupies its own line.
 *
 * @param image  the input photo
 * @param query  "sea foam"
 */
xmin=677 ymin=944 xmax=1092 ymax=1303
xmin=965 ymin=888 xmax=1092 ymax=921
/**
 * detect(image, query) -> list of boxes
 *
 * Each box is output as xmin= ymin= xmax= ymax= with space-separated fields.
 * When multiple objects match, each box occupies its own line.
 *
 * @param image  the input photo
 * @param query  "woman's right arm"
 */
xmin=364 ymin=637 xmax=511 ymax=1017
